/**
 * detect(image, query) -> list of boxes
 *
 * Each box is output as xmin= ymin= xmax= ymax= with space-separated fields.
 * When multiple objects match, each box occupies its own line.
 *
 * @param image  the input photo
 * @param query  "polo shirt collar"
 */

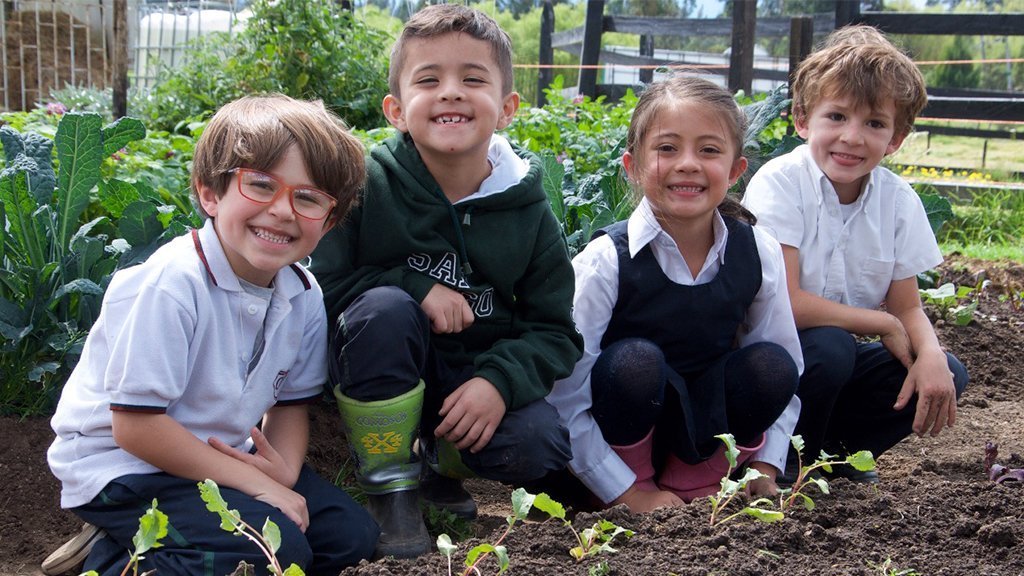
xmin=192 ymin=218 xmax=311 ymax=299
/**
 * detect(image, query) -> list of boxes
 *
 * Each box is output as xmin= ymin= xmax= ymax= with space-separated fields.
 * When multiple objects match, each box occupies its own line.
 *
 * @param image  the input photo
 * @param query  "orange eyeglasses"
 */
xmin=229 ymin=168 xmax=337 ymax=221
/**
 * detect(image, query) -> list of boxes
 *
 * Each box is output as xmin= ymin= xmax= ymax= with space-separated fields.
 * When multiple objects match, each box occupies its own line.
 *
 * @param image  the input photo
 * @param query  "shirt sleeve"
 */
xmin=275 ymin=286 xmax=330 ymax=404
xmin=892 ymin=182 xmax=944 ymax=281
xmin=546 ymin=236 xmax=636 ymax=504
xmin=742 ymin=156 xmax=807 ymax=249
xmin=738 ymin=227 xmax=803 ymax=472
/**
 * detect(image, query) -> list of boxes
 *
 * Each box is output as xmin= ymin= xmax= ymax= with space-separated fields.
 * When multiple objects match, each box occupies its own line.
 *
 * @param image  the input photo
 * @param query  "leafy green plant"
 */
xmin=81 ymin=499 xmax=168 ymax=576
xmin=707 ymin=434 xmax=784 ymax=526
xmin=777 ymin=435 xmax=876 ymax=512
xmin=198 ymin=479 xmax=305 ymax=576
xmin=735 ymin=85 xmax=801 ymax=195
xmin=137 ymin=0 xmax=391 ymax=131
xmin=437 ymin=487 xmax=536 ymax=576
xmin=919 ymin=282 xmax=978 ymax=326
xmin=0 ymin=113 xmax=190 ymax=416
xmin=529 ymin=493 xmax=633 ymax=562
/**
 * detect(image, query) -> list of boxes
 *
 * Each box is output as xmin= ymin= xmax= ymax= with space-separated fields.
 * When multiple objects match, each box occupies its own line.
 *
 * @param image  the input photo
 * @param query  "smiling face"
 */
xmin=796 ymin=94 xmax=907 ymax=202
xmin=197 ymin=145 xmax=334 ymax=287
xmin=382 ymin=32 xmax=519 ymax=169
xmin=623 ymin=100 xmax=747 ymax=230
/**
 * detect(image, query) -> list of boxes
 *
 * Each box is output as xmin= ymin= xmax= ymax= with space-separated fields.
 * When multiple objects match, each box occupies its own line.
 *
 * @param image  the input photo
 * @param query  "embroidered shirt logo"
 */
xmin=273 ymin=370 xmax=288 ymax=399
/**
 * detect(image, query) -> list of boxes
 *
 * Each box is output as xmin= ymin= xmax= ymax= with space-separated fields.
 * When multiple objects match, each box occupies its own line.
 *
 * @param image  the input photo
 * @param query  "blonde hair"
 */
xmin=190 ymin=94 xmax=365 ymax=220
xmin=626 ymin=76 xmax=754 ymax=224
xmin=792 ymin=25 xmax=927 ymax=137
xmin=388 ymin=4 xmax=514 ymax=98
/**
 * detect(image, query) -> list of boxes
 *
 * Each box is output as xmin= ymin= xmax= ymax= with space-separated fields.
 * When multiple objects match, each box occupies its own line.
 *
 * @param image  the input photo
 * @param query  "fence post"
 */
xmin=639 ymin=33 xmax=654 ymax=84
xmin=788 ymin=16 xmax=813 ymax=97
xmin=578 ymin=0 xmax=604 ymax=99
xmin=834 ymin=2 xmax=861 ymax=28
xmin=113 ymin=0 xmax=128 ymax=118
xmin=728 ymin=0 xmax=755 ymax=94
xmin=538 ymin=0 xmax=554 ymax=107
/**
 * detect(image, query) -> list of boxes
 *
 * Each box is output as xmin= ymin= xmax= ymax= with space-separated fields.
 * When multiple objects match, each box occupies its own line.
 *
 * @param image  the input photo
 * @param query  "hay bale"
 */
xmin=4 ymin=8 xmax=109 ymax=111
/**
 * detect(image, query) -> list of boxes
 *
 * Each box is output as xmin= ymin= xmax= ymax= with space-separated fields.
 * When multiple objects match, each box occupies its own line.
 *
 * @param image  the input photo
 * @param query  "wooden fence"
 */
xmin=543 ymin=0 xmax=1024 ymax=135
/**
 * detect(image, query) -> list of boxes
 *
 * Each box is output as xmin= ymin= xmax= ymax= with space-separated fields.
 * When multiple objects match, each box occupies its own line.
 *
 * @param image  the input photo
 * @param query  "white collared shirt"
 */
xmin=547 ymin=199 xmax=802 ymax=504
xmin=48 ymin=219 xmax=329 ymax=508
xmin=742 ymin=145 xmax=942 ymax=309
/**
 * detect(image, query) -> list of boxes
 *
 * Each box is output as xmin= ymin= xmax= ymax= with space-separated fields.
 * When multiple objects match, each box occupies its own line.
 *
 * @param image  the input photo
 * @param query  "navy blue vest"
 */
xmin=598 ymin=217 xmax=762 ymax=378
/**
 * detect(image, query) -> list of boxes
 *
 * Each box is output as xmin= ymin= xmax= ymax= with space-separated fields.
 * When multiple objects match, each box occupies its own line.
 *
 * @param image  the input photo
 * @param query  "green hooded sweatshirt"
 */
xmin=310 ymin=133 xmax=583 ymax=410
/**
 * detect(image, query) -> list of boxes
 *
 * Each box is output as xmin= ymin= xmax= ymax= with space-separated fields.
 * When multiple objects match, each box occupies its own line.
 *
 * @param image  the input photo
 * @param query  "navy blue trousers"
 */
xmin=74 ymin=466 xmax=378 ymax=576
xmin=797 ymin=326 xmax=969 ymax=461
xmin=331 ymin=286 xmax=571 ymax=483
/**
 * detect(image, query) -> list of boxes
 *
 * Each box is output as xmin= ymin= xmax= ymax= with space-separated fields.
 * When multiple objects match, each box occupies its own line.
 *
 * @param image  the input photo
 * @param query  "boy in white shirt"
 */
xmin=742 ymin=26 xmax=968 ymax=479
xmin=44 ymin=95 xmax=378 ymax=575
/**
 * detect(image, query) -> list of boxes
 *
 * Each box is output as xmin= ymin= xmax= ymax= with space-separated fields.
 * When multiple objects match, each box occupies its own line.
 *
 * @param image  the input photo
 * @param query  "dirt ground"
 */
xmin=2 ymin=254 xmax=1022 ymax=576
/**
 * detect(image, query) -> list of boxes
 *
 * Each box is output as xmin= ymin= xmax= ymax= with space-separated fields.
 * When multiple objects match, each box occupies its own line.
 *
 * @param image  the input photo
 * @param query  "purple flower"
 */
xmin=46 ymin=102 xmax=68 ymax=116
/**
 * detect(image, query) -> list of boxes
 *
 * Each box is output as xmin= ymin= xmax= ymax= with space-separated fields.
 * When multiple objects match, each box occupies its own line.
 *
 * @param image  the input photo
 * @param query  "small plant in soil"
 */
xmin=777 ymin=435 xmax=876 ymax=512
xmin=984 ymin=441 xmax=1024 ymax=484
xmin=707 ymin=433 xmax=784 ymax=526
xmin=198 ymin=479 xmax=305 ymax=576
xmin=437 ymin=487 xmax=535 ymax=575
xmin=919 ymin=282 xmax=978 ymax=326
xmin=81 ymin=499 xmax=167 ymax=576
xmin=528 ymin=492 xmax=634 ymax=562
xmin=868 ymin=557 xmax=920 ymax=575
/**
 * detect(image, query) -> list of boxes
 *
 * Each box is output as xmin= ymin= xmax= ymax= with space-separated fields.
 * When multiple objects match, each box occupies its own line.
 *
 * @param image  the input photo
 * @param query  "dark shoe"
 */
xmin=420 ymin=465 xmax=478 ymax=520
xmin=366 ymin=490 xmax=431 ymax=559
xmin=41 ymin=523 xmax=105 ymax=575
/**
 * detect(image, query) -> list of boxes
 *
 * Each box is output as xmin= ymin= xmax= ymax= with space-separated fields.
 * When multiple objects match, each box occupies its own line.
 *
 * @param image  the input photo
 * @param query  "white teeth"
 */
xmin=436 ymin=115 xmax=466 ymax=124
xmin=254 ymin=228 xmax=291 ymax=244
xmin=669 ymin=185 xmax=704 ymax=193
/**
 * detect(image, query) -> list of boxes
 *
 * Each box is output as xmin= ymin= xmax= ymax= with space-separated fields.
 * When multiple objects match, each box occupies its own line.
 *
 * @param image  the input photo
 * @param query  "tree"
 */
xmin=930 ymin=35 xmax=980 ymax=89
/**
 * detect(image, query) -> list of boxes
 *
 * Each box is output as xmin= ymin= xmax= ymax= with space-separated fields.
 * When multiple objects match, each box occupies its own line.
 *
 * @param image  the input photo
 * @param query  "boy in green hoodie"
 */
xmin=309 ymin=4 xmax=583 ymax=559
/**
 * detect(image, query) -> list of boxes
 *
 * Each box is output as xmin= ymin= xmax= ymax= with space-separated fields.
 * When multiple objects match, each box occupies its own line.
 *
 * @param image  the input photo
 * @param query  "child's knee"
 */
xmin=800 ymin=326 xmax=856 ymax=386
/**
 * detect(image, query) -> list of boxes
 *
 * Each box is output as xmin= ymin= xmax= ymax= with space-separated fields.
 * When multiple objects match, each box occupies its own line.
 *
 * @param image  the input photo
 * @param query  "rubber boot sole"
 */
xmin=367 ymin=490 xmax=431 ymax=559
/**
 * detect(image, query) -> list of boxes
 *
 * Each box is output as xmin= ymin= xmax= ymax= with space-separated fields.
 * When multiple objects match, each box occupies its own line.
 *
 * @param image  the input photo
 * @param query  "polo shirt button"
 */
xmin=248 ymin=304 xmax=258 ymax=314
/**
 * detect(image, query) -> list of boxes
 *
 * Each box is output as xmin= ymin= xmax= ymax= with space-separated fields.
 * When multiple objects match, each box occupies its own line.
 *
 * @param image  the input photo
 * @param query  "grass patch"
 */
xmin=890 ymin=131 xmax=1024 ymax=178
xmin=941 ymin=243 xmax=1024 ymax=263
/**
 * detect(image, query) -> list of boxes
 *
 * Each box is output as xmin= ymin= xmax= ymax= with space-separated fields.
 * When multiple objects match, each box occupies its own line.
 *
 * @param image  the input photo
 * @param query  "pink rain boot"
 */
xmin=657 ymin=433 xmax=766 ymax=502
xmin=609 ymin=429 xmax=658 ymax=492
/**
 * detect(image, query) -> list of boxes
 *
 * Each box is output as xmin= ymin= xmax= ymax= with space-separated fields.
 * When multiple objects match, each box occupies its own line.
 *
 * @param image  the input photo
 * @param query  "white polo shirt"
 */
xmin=48 ymin=219 xmax=329 ymax=508
xmin=546 ymin=199 xmax=803 ymax=504
xmin=742 ymin=145 xmax=942 ymax=310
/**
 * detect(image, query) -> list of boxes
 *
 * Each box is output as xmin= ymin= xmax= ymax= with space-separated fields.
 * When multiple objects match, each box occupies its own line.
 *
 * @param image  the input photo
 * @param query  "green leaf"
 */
xmin=262 ymin=517 xmax=281 ymax=554
xmin=919 ymin=192 xmax=953 ymax=236
xmin=281 ymin=564 xmax=305 ymax=576
xmin=809 ymin=477 xmax=830 ymax=495
xmin=132 ymin=499 xmax=168 ymax=555
xmin=493 ymin=545 xmax=510 ymax=573
xmin=436 ymin=534 xmax=457 ymax=558
xmin=102 ymin=117 xmax=146 ymax=158
xmin=790 ymin=434 xmax=805 ymax=456
xmin=118 ymin=202 xmax=164 ymax=247
xmin=55 ymin=113 xmax=103 ymax=253
xmin=465 ymin=543 xmax=497 ymax=567
xmin=0 ymin=170 xmax=47 ymax=267
xmin=509 ymin=487 xmax=535 ymax=522
xmin=796 ymin=492 xmax=816 ymax=511
xmin=715 ymin=433 xmax=740 ymax=469
xmin=742 ymin=507 xmax=785 ymax=523
xmin=197 ymin=479 xmax=240 ymax=532
xmin=847 ymin=450 xmax=876 ymax=472
xmin=530 ymin=492 xmax=566 ymax=521
xmin=0 ymin=125 xmax=25 ymax=160
xmin=540 ymin=152 xmax=566 ymax=224
xmin=952 ymin=302 xmax=977 ymax=326
xmin=99 ymin=179 xmax=142 ymax=218
xmin=52 ymin=278 xmax=104 ymax=300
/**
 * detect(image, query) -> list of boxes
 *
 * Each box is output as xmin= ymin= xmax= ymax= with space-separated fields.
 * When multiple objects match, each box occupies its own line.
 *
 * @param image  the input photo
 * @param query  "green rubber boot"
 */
xmin=335 ymin=382 xmax=430 ymax=559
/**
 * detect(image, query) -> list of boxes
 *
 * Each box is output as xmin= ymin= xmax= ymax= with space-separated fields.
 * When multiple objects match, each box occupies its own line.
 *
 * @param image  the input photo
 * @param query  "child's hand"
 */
xmin=895 ymin=349 xmax=957 ymax=437
xmin=208 ymin=427 xmax=300 ymax=488
xmin=252 ymin=482 xmax=310 ymax=533
xmin=422 ymin=284 xmax=475 ymax=334
xmin=746 ymin=461 xmax=780 ymax=498
xmin=879 ymin=313 xmax=913 ymax=368
xmin=434 ymin=377 xmax=505 ymax=453
xmin=612 ymin=485 xmax=683 ymax=513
